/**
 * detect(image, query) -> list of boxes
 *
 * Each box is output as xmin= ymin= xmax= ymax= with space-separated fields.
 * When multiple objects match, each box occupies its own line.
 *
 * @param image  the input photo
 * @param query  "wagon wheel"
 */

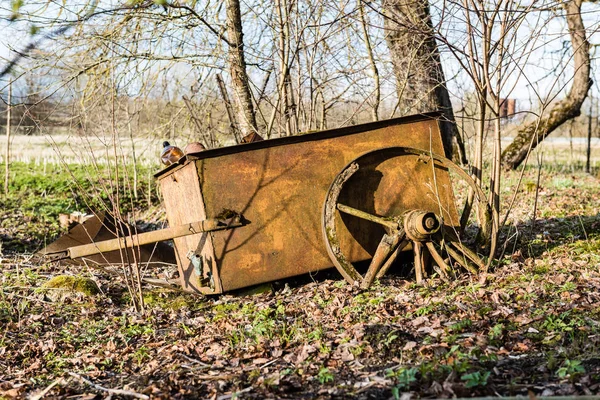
xmin=321 ymin=147 xmax=494 ymax=288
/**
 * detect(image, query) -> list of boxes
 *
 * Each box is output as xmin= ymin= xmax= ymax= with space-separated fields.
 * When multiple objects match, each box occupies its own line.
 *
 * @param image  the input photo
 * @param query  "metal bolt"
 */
xmin=424 ymin=217 xmax=437 ymax=230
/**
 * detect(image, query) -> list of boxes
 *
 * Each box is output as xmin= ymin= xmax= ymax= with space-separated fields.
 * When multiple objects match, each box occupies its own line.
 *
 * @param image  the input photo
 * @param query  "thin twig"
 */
xmin=530 ymin=151 xmax=544 ymax=237
xmin=29 ymin=378 xmax=63 ymax=400
xmin=217 ymin=387 xmax=253 ymax=400
xmin=180 ymin=353 xmax=211 ymax=368
xmin=68 ymin=372 xmax=149 ymax=399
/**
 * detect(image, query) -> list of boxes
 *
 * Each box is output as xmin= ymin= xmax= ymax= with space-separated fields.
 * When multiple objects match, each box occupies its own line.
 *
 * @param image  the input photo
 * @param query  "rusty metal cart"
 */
xmin=45 ymin=112 xmax=492 ymax=294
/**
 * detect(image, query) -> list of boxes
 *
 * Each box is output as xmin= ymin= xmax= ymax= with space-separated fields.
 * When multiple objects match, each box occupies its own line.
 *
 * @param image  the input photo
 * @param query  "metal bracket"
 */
xmin=417 ymin=153 xmax=432 ymax=164
xmin=187 ymin=251 xmax=214 ymax=291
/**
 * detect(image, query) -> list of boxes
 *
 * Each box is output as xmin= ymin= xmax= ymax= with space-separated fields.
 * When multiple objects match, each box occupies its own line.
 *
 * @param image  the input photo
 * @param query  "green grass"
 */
xmin=2 ymin=161 xmax=158 ymax=213
xmin=1 ymin=161 xmax=161 ymax=253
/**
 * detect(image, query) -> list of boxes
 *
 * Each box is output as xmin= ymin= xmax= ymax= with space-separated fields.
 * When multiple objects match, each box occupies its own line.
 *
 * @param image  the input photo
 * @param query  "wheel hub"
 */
xmin=404 ymin=210 xmax=441 ymax=242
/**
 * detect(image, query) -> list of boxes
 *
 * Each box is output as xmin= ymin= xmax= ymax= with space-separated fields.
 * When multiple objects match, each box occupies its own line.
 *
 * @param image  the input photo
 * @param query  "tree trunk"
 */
xmin=501 ymin=0 xmax=591 ymax=170
xmin=359 ymin=0 xmax=381 ymax=122
xmin=4 ymin=81 xmax=11 ymax=195
xmin=383 ymin=0 xmax=460 ymax=160
xmin=225 ymin=0 xmax=259 ymax=139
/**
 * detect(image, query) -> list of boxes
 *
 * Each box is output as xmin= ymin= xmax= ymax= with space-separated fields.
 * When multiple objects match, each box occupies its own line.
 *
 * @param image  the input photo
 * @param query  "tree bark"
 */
xmin=359 ymin=0 xmax=381 ymax=122
xmin=4 ymin=80 xmax=11 ymax=195
xmin=501 ymin=0 xmax=591 ymax=170
xmin=225 ymin=0 xmax=259 ymax=139
xmin=383 ymin=0 xmax=460 ymax=160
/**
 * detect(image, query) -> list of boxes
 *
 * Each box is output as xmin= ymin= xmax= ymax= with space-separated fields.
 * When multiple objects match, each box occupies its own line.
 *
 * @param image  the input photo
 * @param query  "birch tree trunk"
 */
xmin=225 ymin=0 xmax=259 ymax=140
xmin=359 ymin=0 xmax=381 ymax=122
xmin=500 ymin=0 xmax=591 ymax=170
xmin=383 ymin=0 xmax=460 ymax=159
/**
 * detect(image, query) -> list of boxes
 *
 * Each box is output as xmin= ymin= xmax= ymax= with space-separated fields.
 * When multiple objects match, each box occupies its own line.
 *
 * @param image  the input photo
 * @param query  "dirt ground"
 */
xmin=1 ymin=167 xmax=599 ymax=399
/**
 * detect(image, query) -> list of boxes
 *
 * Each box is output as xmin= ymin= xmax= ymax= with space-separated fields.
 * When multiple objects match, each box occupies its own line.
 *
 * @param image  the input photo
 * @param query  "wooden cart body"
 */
xmin=155 ymin=113 xmax=456 ymax=294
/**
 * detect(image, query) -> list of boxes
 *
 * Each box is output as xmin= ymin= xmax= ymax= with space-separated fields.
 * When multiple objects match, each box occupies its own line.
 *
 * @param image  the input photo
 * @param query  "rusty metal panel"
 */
xmin=162 ymin=114 xmax=456 ymax=292
xmin=158 ymin=162 xmax=221 ymax=294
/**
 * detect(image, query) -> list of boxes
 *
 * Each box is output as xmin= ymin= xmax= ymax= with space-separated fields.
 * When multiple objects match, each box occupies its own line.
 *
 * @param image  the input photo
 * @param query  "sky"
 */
xmin=0 ymin=0 xmax=599 ymax=111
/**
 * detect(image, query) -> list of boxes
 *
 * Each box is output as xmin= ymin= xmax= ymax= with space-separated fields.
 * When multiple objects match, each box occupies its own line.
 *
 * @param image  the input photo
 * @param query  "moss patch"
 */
xmin=143 ymin=289 xmax=195 ymax=311
xmin=232 ymin=283 xmax=274 ymax=296
xmin=42 ymin=275 xmax=100 ymax=300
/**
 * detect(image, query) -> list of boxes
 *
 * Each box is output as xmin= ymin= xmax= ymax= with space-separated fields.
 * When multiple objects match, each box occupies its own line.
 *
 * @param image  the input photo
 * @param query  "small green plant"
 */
xmin=349 ymin=344 xmax=365 ymax=357
xmin=446 ymin=346 xmax=471 ymax=374
xmin=317 ymin=367 xmax=334 ymax=384
xmin=180 ymin=322 xmax=193 ymax=335
xmin=560 ymin=281 xmax=577 ymax=292
xmin=121 ymin=322 xmax=155 ymax=339
xmin=44 ymin=352 xmax=68 ymax=371
xmin=477 ymin=306 xmax=494 ymax=316
xmin=333 ymin=281 xmax=346 ymax=289
xmin=132 ymin=345 xmax=150 ymax=364
xmin=383 ymin=331 xmax=399 ymax=348
xmin=445 ymin=334 xmax=459 ymax=345
xmin=479 ymin=353 xmax=499 ymax=363
xmin=556 ymin=359 xmax=585 ymax=379
xmin=227 ymin=329 xmax=246 ymax=348
xmin=386 ymin=367 xmax=418 ymax=389
xmin=101 ymin=358 xmax=114 ymax=368
xmin=461 ymin=371 xmax=490 ymax=388
xmin=449 ymin=319 xmax=472 ymax=333
xmin=318 ymin=342 xmax=331 ymax=355
xmin=248 ymin=368 xmax=261 ymax=380
xmin=488 ymin=323 xmax=504 ymax=341
xmin=523 ymin=180 xmax=537 ymax=192
xmin=541 ymin=310 xmax=584 ymax=334
xmin=307 ymin=327 xmax=323 ymax=341
xmin=414 ymin=304 xmax=435 ymax=316
xmin=532 ymin=264 xmax=549 ymax=275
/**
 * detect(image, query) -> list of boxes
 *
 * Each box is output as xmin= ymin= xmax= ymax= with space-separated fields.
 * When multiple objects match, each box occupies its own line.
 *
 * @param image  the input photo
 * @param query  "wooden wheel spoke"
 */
xmin=413 ymin=242 xmax=425 ymax=284
xmin=425 ymin=241 xmax=451 ymax=278
xmin=432 ymin=264 xmax=450 ymax=283
xmin=460 ymin=190 xmax=475 ymax=234
xmin=445 ymin=243 xmax=478 ymax=274
xmin=361 ymin=230 xmax=405 ymax=289
xmin=449 ymin=239 xmax=486 ymax=270
xmin=337 ymin=203 xmax=399 ymax=231
xmin=376 ymin=238 xmax=409 ymax=280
